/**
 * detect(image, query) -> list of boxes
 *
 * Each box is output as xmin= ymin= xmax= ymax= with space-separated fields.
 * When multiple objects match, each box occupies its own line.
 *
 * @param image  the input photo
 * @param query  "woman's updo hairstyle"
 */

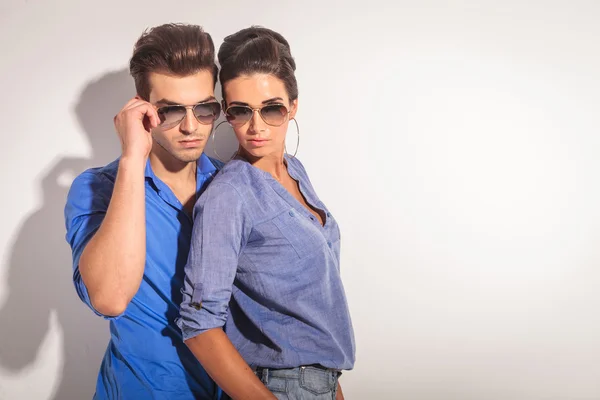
xmin=218 ymin=26 xmax=298 ymax=104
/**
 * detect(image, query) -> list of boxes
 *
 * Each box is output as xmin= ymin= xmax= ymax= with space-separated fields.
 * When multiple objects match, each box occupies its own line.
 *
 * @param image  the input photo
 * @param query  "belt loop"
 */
xmin=262 ymin=367 xmax=269 ymax=385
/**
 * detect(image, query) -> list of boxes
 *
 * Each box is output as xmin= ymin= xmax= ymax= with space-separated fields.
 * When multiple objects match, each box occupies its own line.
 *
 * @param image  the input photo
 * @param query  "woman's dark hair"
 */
xmin=218 ymin=26 xmax=298 ymax=103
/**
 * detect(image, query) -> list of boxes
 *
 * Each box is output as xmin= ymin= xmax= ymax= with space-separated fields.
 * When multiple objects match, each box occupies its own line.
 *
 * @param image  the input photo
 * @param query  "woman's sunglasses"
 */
xmin=156 ymin=101 xmax=221 ymax=129
xmin=225 ymin=104 xmax=290 ymax=127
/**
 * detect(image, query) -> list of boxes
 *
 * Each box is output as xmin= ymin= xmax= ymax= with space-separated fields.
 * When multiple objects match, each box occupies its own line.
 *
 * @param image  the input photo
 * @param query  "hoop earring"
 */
xmin=285 ymin=118 xmax=300 ymax=158
xmin=211 ymin=120 xmax=238 ymax=162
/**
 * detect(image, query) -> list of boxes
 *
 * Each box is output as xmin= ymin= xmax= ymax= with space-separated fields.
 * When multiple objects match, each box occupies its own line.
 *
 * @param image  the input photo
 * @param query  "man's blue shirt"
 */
xmin=65 ymin=154 xmax=222 ymax=399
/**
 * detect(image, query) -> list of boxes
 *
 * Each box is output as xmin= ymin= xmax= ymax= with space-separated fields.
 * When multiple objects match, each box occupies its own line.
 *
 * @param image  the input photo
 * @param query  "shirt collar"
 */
xmin=197 ymin=153 xmax=218 ymax=176
xmin=144 ymin=158 xmax=156 ymax=180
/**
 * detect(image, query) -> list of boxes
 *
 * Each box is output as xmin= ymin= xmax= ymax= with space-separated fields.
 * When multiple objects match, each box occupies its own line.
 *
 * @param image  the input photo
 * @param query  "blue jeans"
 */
xmin=223 ymin=366 xmax=340 ymax=399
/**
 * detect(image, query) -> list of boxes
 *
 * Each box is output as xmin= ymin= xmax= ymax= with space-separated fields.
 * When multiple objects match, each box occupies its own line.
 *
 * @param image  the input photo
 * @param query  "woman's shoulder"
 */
xmin=209 ymin=158 xmax=265 ymax=191
xmin=198 ymin=161 xmax=248 ymax=207
xmin=215 ymin=157 xmax=245 ymax=174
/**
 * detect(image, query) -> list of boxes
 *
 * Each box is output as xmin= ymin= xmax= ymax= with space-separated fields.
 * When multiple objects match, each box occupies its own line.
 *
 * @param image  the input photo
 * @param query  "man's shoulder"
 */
xmin=75 ymin=158 xmax=120 ymax=184
xmin=64 ymin=159 xmax=121 ymax=228
xmin=68 ymin=158 xmax=120 ymax=201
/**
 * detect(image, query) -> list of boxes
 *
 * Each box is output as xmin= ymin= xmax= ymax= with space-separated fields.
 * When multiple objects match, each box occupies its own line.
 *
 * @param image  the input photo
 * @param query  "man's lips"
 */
xmin=179 ymin=138 xmax=205 ymax=148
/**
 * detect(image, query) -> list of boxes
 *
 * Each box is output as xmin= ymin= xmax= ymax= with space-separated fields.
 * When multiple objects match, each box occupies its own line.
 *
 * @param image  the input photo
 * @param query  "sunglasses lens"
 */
xmin=194 ymin=102 xmax=221 ymax=124
xmin=226 ymin=106 xmax=253 ymax=125
xmin=157 ymin=106 xmax=186 ymax=128
xmin=261 ymin=104 xmax=288 ymax=126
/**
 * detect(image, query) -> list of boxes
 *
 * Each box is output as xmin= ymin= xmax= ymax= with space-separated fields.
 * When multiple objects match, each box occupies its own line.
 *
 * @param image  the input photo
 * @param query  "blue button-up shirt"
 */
xmin=177 ymin=155 xmax=356 ymax=370
xmin=64 ymin=154 xmax=222 ymax=399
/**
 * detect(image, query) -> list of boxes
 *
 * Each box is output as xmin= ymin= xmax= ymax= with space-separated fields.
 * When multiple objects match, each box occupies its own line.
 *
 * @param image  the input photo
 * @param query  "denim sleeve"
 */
xmin=177 ymin=182 xmax=250 ymax=340
xmin=64 ymin=171 xmax=121 ymax=320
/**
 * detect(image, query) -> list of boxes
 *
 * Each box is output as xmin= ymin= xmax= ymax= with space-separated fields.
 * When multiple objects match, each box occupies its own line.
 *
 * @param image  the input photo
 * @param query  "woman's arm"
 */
xmin=178 ymin=182 xmax=273 ymax=399
xmin=186 ymin=329 xmax=275 ymax=399
xmin=336 ymin=382 xmax=345 ymax=400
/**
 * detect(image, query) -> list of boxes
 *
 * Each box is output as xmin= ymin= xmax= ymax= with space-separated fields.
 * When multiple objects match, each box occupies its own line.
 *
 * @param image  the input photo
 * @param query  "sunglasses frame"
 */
xmin=224 ymin=103 xmax=291 ymax=127
xmin=156 ymin=101 xmax=221 ymax=129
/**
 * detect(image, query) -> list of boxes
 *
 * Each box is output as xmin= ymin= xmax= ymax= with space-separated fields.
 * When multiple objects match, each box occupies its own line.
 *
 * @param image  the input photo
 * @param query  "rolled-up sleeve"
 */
xmin=177 ymin=182 xmax=250 ymax=340
xmin=64 ymin=171 xmax=121 ymax=319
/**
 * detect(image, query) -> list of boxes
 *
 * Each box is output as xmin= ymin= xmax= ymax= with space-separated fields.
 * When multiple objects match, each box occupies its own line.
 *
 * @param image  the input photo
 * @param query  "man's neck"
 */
xmin=148 ymin=151 xmax=197 ymax=188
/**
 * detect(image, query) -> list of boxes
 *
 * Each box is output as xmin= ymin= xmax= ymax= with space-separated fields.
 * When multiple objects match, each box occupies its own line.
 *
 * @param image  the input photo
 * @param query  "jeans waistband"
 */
xmin=253 ymin=365 xmax=340 ymax=381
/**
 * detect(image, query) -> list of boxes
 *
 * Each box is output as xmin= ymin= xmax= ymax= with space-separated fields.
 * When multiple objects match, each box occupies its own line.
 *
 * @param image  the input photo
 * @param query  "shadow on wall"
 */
xmin=0 ymin=69 xmax=131 ymax=400
xmin=0 ymin=68 xmax=239 ymax=399
xmin=205 ymin=80 xmax=239 ymax=162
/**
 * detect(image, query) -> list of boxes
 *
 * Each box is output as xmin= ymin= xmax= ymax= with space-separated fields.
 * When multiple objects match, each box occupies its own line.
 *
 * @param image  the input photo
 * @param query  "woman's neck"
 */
xmin=238 ymin=148 xmax=287 ymax=181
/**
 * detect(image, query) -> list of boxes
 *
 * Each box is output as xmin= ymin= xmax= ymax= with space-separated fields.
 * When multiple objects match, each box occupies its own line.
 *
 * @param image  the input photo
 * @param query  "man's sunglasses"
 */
xmin=225 ymin=104 xmax=290 ymax=127
xmin=156 ymin=102 xmax=221 ymax=129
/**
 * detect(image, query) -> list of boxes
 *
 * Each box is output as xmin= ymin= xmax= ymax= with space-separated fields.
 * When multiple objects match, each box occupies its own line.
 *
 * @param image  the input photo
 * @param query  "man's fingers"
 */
xmin=115 ymin=98 xmax=160 ymax=130
xmin=122 ymin=97 xmax=142 ymax=110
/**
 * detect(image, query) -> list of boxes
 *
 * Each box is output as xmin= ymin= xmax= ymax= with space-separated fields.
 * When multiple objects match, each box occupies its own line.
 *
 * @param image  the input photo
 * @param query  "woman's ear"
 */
xmin=289 ymin=98 xmax=299 ymax=119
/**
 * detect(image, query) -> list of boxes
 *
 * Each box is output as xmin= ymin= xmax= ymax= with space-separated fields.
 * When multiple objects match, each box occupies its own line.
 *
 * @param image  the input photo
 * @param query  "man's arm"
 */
xmin=77 ymin=98 xmax=159 ymax=316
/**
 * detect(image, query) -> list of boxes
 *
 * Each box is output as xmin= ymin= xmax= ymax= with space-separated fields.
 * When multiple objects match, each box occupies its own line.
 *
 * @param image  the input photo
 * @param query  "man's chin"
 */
xmin=174 ymin=148 xmax=205 ymax=163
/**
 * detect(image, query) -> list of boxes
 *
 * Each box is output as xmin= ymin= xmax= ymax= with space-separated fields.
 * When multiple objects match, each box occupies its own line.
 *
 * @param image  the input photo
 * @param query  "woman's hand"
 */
xmin=336 ymin=382 xmax=345 ymax=400
xmin=185 ymin=329 xmax=276 ymax=399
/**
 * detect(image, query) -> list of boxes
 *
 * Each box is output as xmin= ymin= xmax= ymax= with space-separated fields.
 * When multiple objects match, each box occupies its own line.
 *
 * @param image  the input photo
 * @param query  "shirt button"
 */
xmin=327 ymin=241 xmax=332 ymax=248
xmin=327 ymin=212 xmax=331 ymax=217
xmin=289 ymin=211 xmax=295 ymax=217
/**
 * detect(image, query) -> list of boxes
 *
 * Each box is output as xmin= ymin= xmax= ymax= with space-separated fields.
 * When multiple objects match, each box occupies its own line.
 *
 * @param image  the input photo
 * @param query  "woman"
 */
xmin=177 ymin=26 xmax=355 ymax=400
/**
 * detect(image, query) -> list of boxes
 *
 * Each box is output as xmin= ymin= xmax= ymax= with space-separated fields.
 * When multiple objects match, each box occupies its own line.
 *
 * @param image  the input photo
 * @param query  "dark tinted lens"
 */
xmin=194 ymin=102 xmax=221 ymax=124
xmin=261 ymin=104 xmax=288 ymax=126
xmin=157 ymin=106 xmax=186 ymax=127
xmin=226 ymin=106 xmax=253 ymax=125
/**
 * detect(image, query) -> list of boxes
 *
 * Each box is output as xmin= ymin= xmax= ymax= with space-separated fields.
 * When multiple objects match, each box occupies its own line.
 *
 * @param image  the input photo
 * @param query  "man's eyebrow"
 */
xmin=155 ymin=95 xmax=217 ymax=106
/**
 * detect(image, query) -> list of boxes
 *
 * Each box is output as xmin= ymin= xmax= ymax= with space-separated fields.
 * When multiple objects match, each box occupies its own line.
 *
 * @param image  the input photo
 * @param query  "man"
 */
xmin=65 ymin=23 xmax=223 ymax=399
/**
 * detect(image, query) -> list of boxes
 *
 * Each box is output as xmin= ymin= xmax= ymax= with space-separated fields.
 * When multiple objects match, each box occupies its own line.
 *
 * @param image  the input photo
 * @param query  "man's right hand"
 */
xmin=113 ymin=97 xmax=160 ymax=160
